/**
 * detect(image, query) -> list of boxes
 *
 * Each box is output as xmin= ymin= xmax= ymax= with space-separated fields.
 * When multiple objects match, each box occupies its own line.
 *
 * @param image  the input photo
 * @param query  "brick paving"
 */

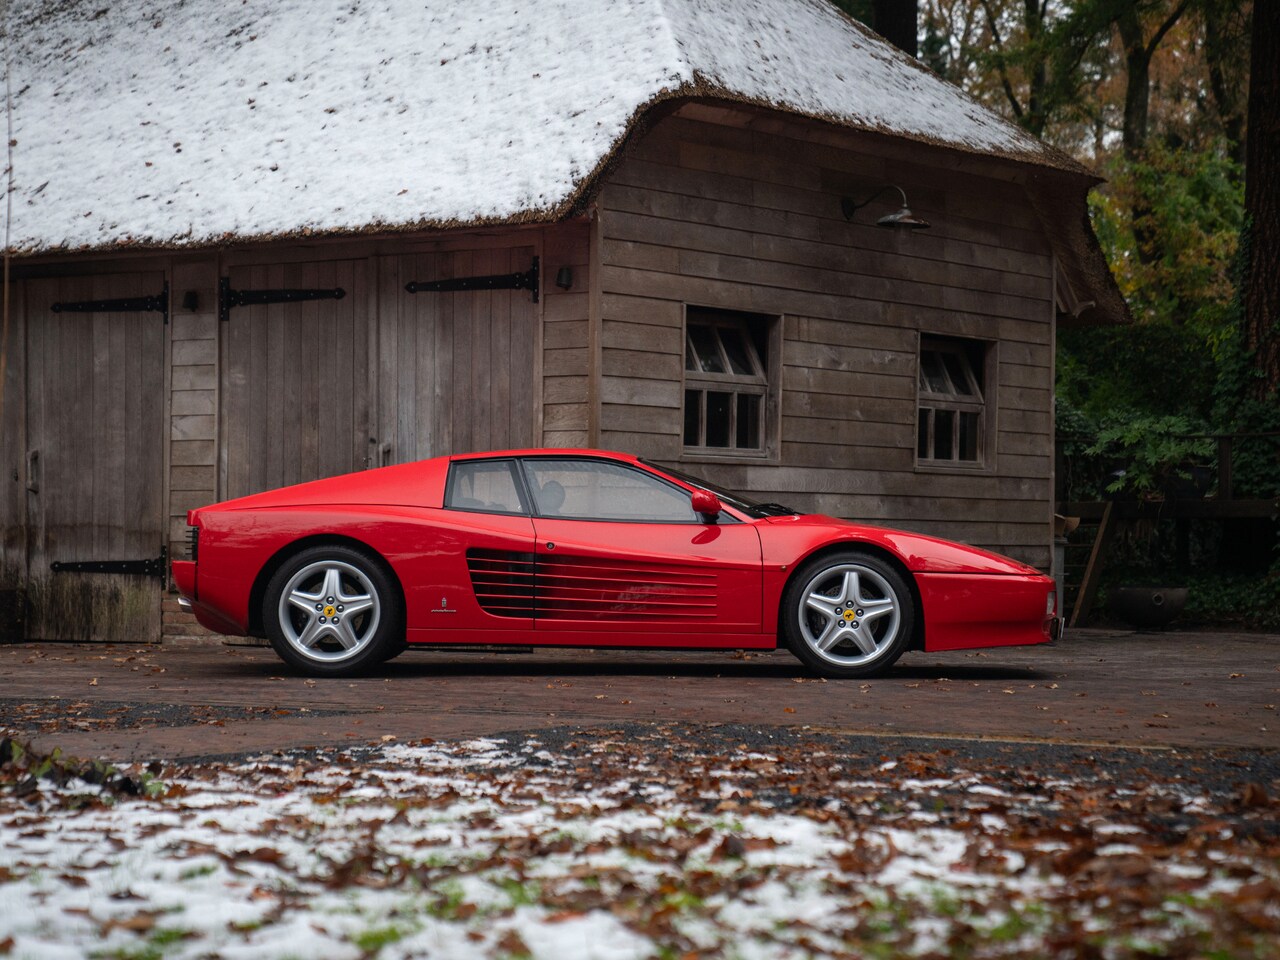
xmin=1 ymin=628 xmax=1276 ymax=761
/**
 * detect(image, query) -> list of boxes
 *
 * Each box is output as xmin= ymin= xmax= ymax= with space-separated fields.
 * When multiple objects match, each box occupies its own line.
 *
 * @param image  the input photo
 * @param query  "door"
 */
xmin=220 ymin=260 xmax=371 ymax=499
xmin=519 ymin=457 xmax=764 ymax=643
xmin=377 ymin=246 xmax=537 ymax=463
xmin=21 ymin=273 xmax=167 ymax=641
xmin=412 ymin=457 xmax=536 ymax=637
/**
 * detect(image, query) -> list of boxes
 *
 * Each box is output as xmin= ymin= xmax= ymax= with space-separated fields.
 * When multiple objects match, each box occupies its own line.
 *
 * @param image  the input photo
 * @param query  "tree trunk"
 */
xmin=1244 ymin=0 xmax=1280 ymax=397
xmin=1023 ymin=0 xmax=1048 ymax=136
xmin=1204 ymin=4 xmax=1247 ymax=170
xmin=1117 ymin=8 xmax=1151 ymax=161
xmin=873 ymin=0 xmax=918 ymax=57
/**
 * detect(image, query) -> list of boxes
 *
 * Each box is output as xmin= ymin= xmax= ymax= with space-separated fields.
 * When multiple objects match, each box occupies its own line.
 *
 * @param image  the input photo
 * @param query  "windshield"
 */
xmin=641 ymin=461 xmax=801 ymax=519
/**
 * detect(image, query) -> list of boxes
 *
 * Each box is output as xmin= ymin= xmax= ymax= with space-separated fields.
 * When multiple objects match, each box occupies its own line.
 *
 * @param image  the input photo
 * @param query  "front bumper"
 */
xmin=916 ymin=571 xmax=1059 ymax=652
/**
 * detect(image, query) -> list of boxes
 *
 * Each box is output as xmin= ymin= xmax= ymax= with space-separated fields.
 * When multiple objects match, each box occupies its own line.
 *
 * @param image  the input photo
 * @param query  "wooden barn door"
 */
xmin=21 ymin=273 xmax=167 ymax=641
xmin=220 ymin=260 xmax=371 ymax=499
xmin=376 ymin=246 xmax=537 ymax=463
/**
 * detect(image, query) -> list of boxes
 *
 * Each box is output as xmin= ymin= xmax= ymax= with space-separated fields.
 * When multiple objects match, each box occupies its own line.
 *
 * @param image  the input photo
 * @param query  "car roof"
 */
xmin=447 ymin=448 xmax=644 ymax=464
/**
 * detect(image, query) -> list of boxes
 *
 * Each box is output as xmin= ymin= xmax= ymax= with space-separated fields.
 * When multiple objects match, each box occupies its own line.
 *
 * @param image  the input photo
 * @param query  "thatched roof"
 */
xmin=6 ymin=0 xmax=1095 ymax=256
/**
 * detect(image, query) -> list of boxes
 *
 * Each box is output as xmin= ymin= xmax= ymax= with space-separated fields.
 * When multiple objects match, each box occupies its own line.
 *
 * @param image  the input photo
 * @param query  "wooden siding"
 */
xmin=168 ymin=257 xmax=219 ymax=561
xmin=597 ymin=105 xmax=1055 ymax=566
xmin=0 ymin=279 xmax=27 ymax=622
xmin=540 ymin=221 xmax=592 ymax=447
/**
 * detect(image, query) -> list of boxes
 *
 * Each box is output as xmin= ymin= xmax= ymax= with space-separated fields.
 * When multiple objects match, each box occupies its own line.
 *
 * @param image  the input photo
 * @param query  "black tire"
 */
xmin=781 ymin=550 xmax=915 ymax=678
xmin=263 ymin=545 xmax=404 ymax=677
xmin=380 ymin=638 xmax=410 ymax=663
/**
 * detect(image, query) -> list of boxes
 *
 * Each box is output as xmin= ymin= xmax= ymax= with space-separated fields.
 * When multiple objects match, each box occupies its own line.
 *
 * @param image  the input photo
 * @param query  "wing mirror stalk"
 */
xmin=691 ymin=489 xmax=723 ymax=522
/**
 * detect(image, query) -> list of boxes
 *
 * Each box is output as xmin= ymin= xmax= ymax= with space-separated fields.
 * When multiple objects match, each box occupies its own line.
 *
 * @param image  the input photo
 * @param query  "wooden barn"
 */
xmin=0 ymin=0 xmax=1124 ymax=643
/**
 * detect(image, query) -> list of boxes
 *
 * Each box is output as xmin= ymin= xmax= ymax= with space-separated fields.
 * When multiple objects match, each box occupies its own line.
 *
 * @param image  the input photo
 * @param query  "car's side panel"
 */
xmin=528 ymin=518 xmax=765 ymax=639
xmin=403 ymin=511 xmax=535 ymax=632
xmin=192 ymin=504 xmax=531 ymax=636
xmin=519 ymin=627 xmax=775 ymax=649
xmin=915 ymin=572 xmax=1056 ymax=650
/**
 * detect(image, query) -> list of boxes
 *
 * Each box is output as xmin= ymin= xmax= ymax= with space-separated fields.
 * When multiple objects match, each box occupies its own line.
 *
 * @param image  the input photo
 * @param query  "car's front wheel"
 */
xmin=263 ymin=545 xmax=403 ymax=676
xmin=782 ymin=551 xmax=914 ymax=678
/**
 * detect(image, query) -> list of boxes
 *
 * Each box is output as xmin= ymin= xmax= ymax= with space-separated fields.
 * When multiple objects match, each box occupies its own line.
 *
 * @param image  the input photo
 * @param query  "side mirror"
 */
xmin=691 ymin=489 xmax=722 ymax=519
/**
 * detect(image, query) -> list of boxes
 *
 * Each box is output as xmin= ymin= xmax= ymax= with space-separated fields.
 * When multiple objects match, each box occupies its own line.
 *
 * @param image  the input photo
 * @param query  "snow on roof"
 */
xmin=4 ymin=0 xmax=1087 ymax=255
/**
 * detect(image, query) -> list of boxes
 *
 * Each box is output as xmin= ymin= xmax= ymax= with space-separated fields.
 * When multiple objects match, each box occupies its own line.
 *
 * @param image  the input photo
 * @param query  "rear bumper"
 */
xmin=172 ymin=559 xmax=197 ymax=599
xmin=171 ymin=559 xmax=246 ymax=636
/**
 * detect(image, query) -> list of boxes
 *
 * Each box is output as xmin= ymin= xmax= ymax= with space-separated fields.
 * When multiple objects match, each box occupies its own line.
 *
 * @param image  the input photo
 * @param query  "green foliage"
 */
xmin=1085 ymin=414 xmax=1213 ymax=497
xmin=1182 ymin=567 xmax=1280 ymax=630
xmin=1210 ymin=229 xmax=1280 ymax=499
xmin=1092 ymin=140 xmax=1243 ymax=336
xmin=352 ymin=925 xmax=407 ymax=952
xmin=1057 ymin=137 xmax=1265 ymax=508
xmin=1062 ymin=144 xmax=1242 ymax=432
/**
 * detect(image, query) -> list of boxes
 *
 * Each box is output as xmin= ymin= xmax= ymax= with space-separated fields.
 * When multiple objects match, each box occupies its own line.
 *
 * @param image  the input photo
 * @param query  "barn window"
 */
xmin=682 ymin=307 xmax=772 ymax=454
xmin=917 ymin=335 xmax=990 ymax=464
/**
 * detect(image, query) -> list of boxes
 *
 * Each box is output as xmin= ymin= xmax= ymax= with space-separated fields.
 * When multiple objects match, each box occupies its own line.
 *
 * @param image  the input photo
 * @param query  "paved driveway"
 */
xmin=2 ymin=628 xmax=1276 ymax=760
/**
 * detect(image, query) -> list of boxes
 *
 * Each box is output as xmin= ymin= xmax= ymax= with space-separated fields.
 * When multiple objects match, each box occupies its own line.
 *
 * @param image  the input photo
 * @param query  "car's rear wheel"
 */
xmin=263 ymin=545 xmax=402 ymax=676
xmin=782 ymin=551 xmax=914 ymax=678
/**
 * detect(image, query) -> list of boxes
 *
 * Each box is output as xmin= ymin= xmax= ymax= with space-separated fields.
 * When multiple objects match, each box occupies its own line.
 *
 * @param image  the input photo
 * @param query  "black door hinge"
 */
xmin=52 ymin=282 xmax=170 ymax=324
xmin=51 ymin=545 xmax=167 ymax=578
xmin=219 ymin=277 xmax=347 ymax=322
xmin=405 ymin=256 xmax=539 ymax=303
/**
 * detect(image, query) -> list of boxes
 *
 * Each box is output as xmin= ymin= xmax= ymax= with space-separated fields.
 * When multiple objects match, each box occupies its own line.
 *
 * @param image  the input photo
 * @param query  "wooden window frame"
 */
xmin=915 ymin=333 xmax=997 ymax=472
xmin=680 ymin=306 xmax=781 ymax=463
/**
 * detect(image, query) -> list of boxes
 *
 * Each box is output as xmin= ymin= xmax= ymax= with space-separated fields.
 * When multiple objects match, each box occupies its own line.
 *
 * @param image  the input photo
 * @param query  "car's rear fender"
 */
xmin=246 ymin=533 xmax=406 ymax=637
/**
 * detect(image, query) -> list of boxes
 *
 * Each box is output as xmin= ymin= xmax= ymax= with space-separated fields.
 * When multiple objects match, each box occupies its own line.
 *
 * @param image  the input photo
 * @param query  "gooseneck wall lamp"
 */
xmin=841 ymin=184 xmax=930 ymax=230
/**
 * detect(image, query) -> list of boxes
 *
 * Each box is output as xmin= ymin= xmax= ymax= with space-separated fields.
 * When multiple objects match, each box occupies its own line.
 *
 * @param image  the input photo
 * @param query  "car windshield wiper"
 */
xmin=754 ymin=502 xmax=800 ymax=516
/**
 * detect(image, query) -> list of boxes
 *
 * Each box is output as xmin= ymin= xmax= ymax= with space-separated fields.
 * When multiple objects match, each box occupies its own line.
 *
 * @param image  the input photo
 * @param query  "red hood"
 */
xmin=763 ymin=514 xmax=1044 ymax=576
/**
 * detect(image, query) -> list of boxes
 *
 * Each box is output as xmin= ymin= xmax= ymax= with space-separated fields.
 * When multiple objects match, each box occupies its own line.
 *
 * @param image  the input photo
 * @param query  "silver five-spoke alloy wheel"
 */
xmin=277 ymin=559 xmax=381 ymax=664
xmin=797 ymin=561 xmax=902 ymax=667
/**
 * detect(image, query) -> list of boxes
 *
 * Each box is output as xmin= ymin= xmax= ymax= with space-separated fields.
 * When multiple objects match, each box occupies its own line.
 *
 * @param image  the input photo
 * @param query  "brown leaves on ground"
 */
xmin=2 ymin=725 xmax=1279 ymax=958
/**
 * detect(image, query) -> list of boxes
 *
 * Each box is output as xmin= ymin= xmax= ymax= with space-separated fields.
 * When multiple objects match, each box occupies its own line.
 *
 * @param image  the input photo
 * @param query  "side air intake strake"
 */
xmin=466 ymin=550 xmax=536 ymax=617
xmin=466 ymin=549 xmax=717 ymax=621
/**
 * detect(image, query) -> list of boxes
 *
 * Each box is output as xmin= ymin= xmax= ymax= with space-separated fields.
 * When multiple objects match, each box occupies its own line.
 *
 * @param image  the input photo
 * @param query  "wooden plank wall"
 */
xmin=597 ymin=104 xmax=1056 ymax=567
xmin=540 ymin=221 xmax=592 ymax=448
xmin=0 ymin=279 xmax=27 ymax=616
xmin=168 ymin=257 xmax=219 ymax=562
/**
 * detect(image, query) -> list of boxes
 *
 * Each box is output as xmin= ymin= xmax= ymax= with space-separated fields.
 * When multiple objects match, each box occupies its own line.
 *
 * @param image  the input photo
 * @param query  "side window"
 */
xmin=445 ymin=460 xmax=527 ymax=514
xmin=522 ymin=459 xmax=697 ymax=523
xmin=683 ymin=306 xmax=776 ymax=455
xmin=917 ymin=335 xmax=991 ymax=465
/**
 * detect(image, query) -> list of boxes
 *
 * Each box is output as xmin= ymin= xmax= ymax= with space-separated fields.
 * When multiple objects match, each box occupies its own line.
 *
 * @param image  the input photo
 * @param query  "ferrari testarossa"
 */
xmin=172 ymin=449 xmax=1059 ymax=678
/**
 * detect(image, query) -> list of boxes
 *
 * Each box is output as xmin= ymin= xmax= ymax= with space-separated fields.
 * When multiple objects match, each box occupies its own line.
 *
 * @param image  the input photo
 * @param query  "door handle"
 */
xmin=26 ymin=450 xmax=39 ymax=494
xmin=379 ymin=441 xmax=393 ymax=468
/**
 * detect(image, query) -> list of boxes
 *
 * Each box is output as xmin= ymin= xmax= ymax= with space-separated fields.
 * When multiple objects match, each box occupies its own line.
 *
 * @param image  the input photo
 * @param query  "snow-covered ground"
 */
xmin=1 ymin=732 xmax=1277 ymax=958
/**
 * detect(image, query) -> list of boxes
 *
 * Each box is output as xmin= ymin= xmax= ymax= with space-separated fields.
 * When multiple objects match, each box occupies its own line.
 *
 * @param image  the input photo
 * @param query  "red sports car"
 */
xmin=172 ymin=449 xmax=1059 ymax=678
